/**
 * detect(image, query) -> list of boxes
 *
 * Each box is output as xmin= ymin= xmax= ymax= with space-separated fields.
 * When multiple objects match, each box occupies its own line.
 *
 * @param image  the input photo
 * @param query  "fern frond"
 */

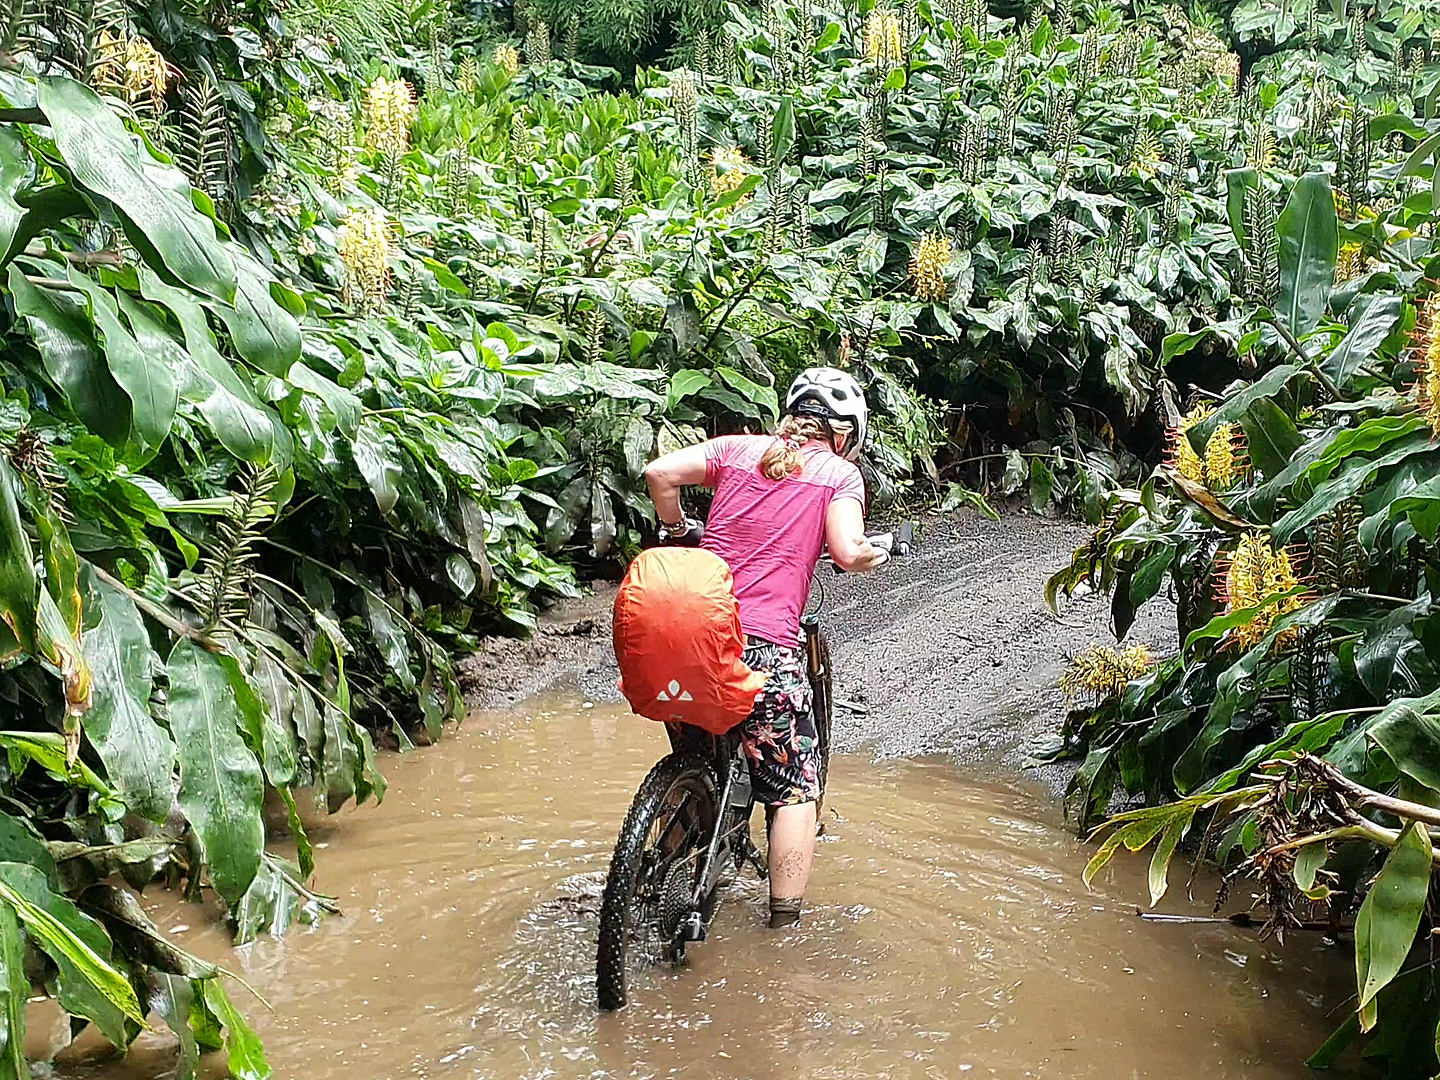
xmin=177 ymin=72 xmax=231 ymax=200
xmin=186 ymin=465 xmax=278 ymax=631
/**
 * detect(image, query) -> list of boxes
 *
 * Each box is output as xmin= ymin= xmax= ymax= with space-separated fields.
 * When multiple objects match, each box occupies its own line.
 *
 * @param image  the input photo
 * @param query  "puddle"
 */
xmin=59 ymin=693 xmax=1358 ymax=1079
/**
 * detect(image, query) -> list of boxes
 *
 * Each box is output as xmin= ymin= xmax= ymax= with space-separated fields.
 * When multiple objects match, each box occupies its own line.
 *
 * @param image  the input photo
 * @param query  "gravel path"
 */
xmin=458 ymin=510 xmax=1177 ymax=800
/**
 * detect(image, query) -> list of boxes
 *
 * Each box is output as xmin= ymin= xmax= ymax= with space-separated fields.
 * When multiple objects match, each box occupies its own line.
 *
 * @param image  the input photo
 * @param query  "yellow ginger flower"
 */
xmin=494 ymin=43 xmax=521 ymax=77
xmin=90 ymin=29 xmax=127 ymax=93
xmin=1219 ymin=532 xmax=1306 ymax=651
xmin=336 ymin=207 xmax=392 ymax=308
xmin=1335 ymin=242 xmax=1369 ymax=284
xmin=122 ymin=36 xmax=171 ymax=110
xmin=1203 ymin=422 xmax=1242 ymax=490
xmin=1060 ymin=643 xmax=1156 ymax=704
xmin=1169 ymin=404 xmax=1245 ymax=489
xmin=909 ymin=231 xmax=951 ymax=304
xmin=1414 ymin=297 xmax=1440 ymax=438
xmin=1168 ymin=403 xmax=1211 ymax=483
xmin=864 ymin=8 xmax=903 ymax=64
xmin=710 ymin=145 xmax=750 ymax=202
xmin=363 ymin=77 xmax=416 ymax=155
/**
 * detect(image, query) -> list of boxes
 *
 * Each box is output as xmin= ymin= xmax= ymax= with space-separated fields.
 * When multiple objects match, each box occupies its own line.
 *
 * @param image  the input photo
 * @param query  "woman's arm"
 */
xmin=825 ymin=498 xmax=888 ymax=573
xmin=643 ymin=442 xmax=710 ymax=526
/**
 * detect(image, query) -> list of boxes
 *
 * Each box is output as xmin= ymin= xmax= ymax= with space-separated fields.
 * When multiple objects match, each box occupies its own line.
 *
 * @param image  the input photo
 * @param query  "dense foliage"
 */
xmin=1 ymin=0 xmax=1438 ymax=1070
xmin=1039 ymin=6 xmax=1440 ymax=1073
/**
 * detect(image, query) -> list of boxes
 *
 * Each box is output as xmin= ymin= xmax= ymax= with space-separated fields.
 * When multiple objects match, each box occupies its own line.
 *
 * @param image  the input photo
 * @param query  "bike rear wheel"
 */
xmin=596 ymin=753 xmax=717 ymax=1011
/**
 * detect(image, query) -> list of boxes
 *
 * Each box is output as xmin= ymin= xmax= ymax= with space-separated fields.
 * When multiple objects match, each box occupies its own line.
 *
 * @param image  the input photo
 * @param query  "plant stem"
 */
xmin=86 ymin=563 xmax=223 ymax=652
xmin=1266 ymin=316 xmax=1344 ymax=400
xmin=701 ymin=261 xmax=768 ymax=353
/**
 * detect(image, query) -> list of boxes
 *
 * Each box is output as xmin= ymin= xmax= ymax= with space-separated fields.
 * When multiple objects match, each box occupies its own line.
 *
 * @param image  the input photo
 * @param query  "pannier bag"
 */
xmin=613 ymin=547 xmax=767 ymax=735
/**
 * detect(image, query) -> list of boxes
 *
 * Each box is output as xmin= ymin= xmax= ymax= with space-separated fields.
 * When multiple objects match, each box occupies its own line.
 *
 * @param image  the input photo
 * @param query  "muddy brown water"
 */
xmin=57 ymin=693 xmax=1359 ymax=1080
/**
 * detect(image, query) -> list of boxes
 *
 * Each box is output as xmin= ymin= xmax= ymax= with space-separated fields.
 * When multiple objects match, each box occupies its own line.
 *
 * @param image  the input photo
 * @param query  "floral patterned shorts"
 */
xmin=740 ymin=637 xmax=819 ymax=807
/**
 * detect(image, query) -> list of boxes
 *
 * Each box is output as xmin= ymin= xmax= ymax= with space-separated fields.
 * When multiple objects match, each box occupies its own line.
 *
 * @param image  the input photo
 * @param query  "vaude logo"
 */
xmin=654 ymin=679 xmax=694 ymax=703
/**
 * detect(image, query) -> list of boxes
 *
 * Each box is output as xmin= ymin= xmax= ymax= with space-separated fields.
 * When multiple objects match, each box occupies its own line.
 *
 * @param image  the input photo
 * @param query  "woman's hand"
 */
xmin=825 ymin=498 xmax=889 ymax=572
xmin=644 ymin=443 xmax=709 ymax=532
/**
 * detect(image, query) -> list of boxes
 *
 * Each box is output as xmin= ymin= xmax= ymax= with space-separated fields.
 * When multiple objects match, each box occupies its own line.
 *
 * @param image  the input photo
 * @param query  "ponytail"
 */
xmin=759 ymin=415 xmax=830 ymax=480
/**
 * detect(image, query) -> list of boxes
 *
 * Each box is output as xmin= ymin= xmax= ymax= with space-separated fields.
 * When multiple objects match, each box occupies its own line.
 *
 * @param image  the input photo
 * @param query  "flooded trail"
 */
xmin=65 ymin=693 xmax=1354 ymax=1080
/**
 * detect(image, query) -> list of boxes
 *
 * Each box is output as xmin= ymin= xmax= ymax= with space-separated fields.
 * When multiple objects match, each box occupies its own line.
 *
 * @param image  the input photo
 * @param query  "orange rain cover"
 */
xmin=613 ymin=548 xmax=767 ymax=735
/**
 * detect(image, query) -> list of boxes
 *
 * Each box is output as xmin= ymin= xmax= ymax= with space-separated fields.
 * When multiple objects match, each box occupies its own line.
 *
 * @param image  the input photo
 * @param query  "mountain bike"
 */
xmin=595 ymin=524 xmax=914 ymax=1011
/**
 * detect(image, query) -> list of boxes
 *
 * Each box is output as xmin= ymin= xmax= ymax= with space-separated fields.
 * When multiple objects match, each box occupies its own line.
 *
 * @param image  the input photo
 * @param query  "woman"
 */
xmin=642 ymin=367 xmax=890 ymax=929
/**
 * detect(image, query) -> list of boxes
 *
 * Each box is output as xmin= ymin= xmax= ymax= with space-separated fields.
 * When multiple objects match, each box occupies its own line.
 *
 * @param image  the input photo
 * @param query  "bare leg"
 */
xmin=767 ymin=801 xmax=817 ymax=927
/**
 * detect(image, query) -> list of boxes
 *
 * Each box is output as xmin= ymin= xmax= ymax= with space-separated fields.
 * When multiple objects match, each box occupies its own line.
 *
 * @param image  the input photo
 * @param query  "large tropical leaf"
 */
xmin=62 ymin=267 xmax=179 ymax=451
xmin=1275 ymin=172 xmax=1339 ymax=338
xmin=0 ymin=126 xmax=30 ymax=269
xmin=0 ymin=861 xmax=135 ymax=1046
xmin=0 ymin=900 xmax=25 ymax=1080
xmin=6 ymin=267 xmax=132 ymax=447
xmin=79 ymin=567 xmax=174 ymax=822
xmin=166 ymin=639 xmax=265 ymax=907
xmin=1353 ymin=821 xmax=1431 ymax=1031
xmin=36 ymin=77 xmax=236 ymax=303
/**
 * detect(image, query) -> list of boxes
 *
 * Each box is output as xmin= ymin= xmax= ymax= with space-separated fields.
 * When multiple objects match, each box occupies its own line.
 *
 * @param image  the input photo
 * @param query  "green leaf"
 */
xmin=0 ymin=458 xmax=35 ymax=656
xmin=444 ymin=552 xmax=476 ymax=597
xmin=717 ymin=366 xmax=778 ymax=420
xmin=0 ymin=900 xmax=25 ymax=1080
xmin=0 ymin=864 xmax=143 ymax=1036
xmin=544 ymin=474 xmax=589 ymax=552
xmin=622 ymin=416 xmax=652 ymax=479
xmin=151 ymin=975 xmax=202 ymax=1080
xmin=137 ymin=269 xmax=278 ymax=465
xmin=712 ymin=173 xmax=762 ymax=210
xmin=1147 ymin=808 xmax=1194 ymax=906
xmin=664 ymin=368 xmax=711 ymax=411
xmin=288 ymin=363 xmax=361 ymax=439
xmin=166 ymin=639 xmax=265 ymax=907
xmin=63 ymin=268 xmax=178 ymax=450
xmin=251 ymin=649 xmax=298 ymax=787
xmin=36 ymin=77 xmax=235 ymax=302
xmin=1353 ymin=821 xmax=1431 ymax=1032
xmin=352 ymin=420 xmax=403 ymax=516
xmin=1187 ymin=365 xmax=1301 ymax=456
xmin=1275 ymin=172 xmax=1339 ymax=338
xmin=543 ymin=196 xmax=582 ymax=216
xmin=1324 ymin=295 xmax=1403 ymax=388
xmin=364 ymin=592 xmax=414 ymax=690
xmin=1274 ymin=430 xmax=1436 ymax=542
xmin=590 ymin=482 xmax=616 ymax=558
xmin=1240 ymin=399 xmax=1303 ymax=479
xmin=7 ymin=267 xmax=132 ymax=447
xmin=1293 ymin=841 xmax=1325 ymax=892
xmin=204 ymin=250 xmax=301 ymax=376
xmin=203 ymin=980 xmax=272 ymax=1080
xmin=771 ymin=97 xmax=796 ymax=168
xmin=1029 ymin=456 xmax=1055 ymax=510
xmin=882 ymin=65 xmax=907 ymax=91
xmin=80 ymin=567 xmax=173 ymax=822
xmin=1225 ymin=167 xmax=1258 ymax=249
xmin=816 ymin=21 xmax=841 ymax=48
xmin=0 ymin=126 xmax=31 ymax=269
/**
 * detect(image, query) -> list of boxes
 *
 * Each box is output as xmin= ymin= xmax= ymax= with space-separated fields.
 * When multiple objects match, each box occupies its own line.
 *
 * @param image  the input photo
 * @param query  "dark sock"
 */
xmin=769 ymin=896 xmax=802 ymax=929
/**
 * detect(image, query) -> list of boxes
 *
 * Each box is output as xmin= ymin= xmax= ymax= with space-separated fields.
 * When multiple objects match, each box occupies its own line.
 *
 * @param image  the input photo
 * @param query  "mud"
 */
xmin=457 ymin=510 xmax=1176 ymax=797
xmin=59 ymin=694 xmax=1356 ymax=1080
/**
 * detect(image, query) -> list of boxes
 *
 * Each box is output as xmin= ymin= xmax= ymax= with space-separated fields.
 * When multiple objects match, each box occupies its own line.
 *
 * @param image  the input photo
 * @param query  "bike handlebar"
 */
xmin=824 ymin=521 xmax=917 ymax=573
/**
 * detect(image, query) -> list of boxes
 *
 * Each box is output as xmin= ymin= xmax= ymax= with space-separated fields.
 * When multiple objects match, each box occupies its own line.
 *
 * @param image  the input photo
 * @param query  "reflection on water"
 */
xmin=60 ymin=694 xmax=1356 ymax=1080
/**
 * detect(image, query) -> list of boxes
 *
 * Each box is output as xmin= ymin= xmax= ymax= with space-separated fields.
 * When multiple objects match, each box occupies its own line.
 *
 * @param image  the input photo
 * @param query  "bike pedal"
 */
xmin=682 ymin=911 xmax=707 ymax=942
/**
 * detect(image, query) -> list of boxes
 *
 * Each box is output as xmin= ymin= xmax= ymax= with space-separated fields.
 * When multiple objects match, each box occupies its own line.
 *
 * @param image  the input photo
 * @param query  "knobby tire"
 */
xmin=596 ymin=752 xmax=716 ymax=1012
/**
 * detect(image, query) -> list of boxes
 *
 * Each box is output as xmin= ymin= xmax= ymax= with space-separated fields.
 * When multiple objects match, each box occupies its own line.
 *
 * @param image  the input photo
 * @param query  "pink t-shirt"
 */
xmin=701 ymin=435 xmax=865 ymax=647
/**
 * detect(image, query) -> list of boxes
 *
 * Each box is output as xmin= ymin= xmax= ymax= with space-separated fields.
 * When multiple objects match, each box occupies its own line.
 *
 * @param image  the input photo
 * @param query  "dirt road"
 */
xmin=459 ymin=510 xmax=1176 ymax=797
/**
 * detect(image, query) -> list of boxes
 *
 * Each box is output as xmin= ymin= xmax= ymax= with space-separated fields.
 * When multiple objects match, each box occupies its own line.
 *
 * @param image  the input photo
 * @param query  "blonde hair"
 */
xmin=758 ymin=415 xmax=852 ymax=480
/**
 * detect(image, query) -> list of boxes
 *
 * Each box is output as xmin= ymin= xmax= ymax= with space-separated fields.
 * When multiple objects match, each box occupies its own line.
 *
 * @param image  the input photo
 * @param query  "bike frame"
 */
xmin=666 ymin=614 xmax=830 ymax=944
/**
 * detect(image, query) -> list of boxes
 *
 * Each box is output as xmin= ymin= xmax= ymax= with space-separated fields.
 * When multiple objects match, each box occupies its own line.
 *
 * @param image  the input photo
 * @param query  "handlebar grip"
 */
xmin=894 ymin=521 xmax=914 ymax=558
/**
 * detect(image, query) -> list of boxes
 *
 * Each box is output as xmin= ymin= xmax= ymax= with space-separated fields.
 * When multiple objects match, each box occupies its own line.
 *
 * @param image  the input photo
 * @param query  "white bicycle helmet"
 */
xmin=784 ymin=367 xmax=868 ymax=461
